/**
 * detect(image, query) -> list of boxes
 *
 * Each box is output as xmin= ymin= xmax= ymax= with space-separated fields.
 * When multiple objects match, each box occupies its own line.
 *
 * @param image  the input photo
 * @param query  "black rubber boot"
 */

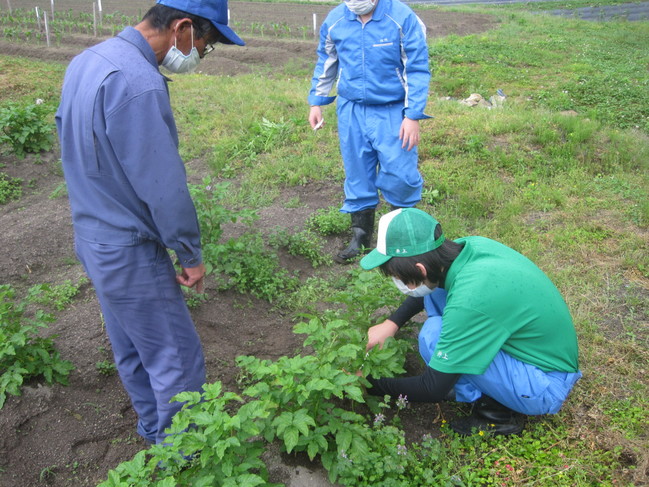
xmin=334 ymin=208 xmax=375 ymax=264
xmin=450 ymin=395 xmax=525 ymax=436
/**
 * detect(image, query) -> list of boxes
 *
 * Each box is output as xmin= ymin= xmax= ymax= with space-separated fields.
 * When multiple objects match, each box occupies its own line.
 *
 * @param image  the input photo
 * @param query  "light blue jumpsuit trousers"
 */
xmin=420 ymin=289 xmax=582 ymax=415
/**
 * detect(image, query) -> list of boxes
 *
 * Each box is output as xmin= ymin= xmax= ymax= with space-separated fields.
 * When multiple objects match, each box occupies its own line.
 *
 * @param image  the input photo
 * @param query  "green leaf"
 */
xmin=283 ymin=425 xmax=300 ymax=453
xmin=336 ymin=429 xmax=353 ymax=452
xmin=344 ymin=385 xmax=365 ymax=403
xmin=306 ymin=378 xmax=334 ymax=393
xmin=233 ymin=474 xmax=267 ymax=487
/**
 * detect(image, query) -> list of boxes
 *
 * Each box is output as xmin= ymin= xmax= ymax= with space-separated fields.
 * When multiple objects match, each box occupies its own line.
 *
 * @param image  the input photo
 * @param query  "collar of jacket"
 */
xmin=117 ymin=26 xmax=159 ymax=72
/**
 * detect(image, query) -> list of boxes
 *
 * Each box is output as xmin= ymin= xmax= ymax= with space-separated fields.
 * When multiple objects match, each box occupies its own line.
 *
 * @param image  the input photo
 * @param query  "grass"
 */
xmin=0 ymin=56 xmax=66 ymax=104
xmin=1 ymin=3 xmax=648 ymax=485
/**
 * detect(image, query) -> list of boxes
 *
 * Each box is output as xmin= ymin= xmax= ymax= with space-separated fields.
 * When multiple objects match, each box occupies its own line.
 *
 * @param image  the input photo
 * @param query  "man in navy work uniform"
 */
xmin=308 ymin=0 xmax=431 ymax=264
xmin=360 ymin=209 xmax=582 ymax=435
xmin=55 ymin=0 xmax=244 ymax=445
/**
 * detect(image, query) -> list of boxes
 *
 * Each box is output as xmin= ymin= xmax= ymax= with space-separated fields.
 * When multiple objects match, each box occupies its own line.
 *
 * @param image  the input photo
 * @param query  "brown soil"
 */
xmin=0 ymin=3 xmax=501 ymax=487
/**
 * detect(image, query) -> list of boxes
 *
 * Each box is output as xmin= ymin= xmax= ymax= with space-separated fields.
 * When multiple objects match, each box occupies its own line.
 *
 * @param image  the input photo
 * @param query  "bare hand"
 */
xmin=176 ymin=263 xmax=206 ymax=293
xmin=399 ymin=118 xmax=420 ymax=151
xmin=366 ymin=320 xmax=400 ymax=352
xmin=308 ymin=105 xmax=324 ymax=130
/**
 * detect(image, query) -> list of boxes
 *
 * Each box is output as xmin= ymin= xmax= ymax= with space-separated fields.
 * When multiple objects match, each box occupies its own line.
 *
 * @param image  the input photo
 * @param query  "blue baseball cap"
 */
xmin=157 ymin=0 xmax=245 ymax=46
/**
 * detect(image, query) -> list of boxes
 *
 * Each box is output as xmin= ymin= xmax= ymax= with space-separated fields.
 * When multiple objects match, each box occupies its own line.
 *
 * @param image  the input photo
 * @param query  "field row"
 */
xmin=0 ymin=7 xmax=319 ymax=43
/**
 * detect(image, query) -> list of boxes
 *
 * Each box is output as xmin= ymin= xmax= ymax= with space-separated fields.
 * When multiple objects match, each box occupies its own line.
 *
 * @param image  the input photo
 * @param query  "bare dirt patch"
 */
xmin=0 ymin=3 xmax=501 ymax=487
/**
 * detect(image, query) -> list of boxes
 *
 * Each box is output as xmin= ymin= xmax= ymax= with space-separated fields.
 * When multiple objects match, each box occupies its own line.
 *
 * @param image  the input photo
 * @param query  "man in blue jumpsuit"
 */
xmin=55 ymin=0 xmax=244 ymax=445
xmin=308 ymin=0 xmax=431 ymax=263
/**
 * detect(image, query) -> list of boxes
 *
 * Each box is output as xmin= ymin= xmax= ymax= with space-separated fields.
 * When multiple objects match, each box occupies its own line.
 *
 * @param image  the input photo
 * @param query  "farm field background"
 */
xmin=0 ymin=0 xmax=648 ymax=486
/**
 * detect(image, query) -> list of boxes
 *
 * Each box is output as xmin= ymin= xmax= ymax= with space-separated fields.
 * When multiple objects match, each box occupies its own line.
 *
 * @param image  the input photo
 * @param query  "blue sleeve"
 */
xmin=401 ymin=14 xmax=431 ymax=120
xmin=308 ymin=20 xmax=338 ymax=107
xmin=105 ymin=89 xmax=202 ymax=267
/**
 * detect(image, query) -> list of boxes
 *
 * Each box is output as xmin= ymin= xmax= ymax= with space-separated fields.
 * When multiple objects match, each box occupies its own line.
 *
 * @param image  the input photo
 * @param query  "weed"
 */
xmin=183 ymin=287 xmax=207 ymax=309
xmin=603 ymin=395 xmax=649 ymax=439
xmin=190 ymin=178 xmax=300 ymax=301
xmin=26 ymin=278 xmax=87 ymax=311
xmin=95 ymin=360 xmax=117 ymax=377
xmin=39 ymin=465 xmax=57 ymax=483
xmin=0 ymin=285 xmax=74 ymax=408
xmin=420 ymin=187 xmax=442 ymax=206
xmin=209 ymin=232 xmax=300 ymax=302
xmin=285 ymin=196 xmax=301 ymax=208
xmin=269 ymin=228 xmax=332 ymax=267
xmin=0 ymin=173 xmax=22 ymax=204
xmin=306 ymin=206 xmax=349 ymax=236
xmin=48 ymin=181 xmax=67 ymax=199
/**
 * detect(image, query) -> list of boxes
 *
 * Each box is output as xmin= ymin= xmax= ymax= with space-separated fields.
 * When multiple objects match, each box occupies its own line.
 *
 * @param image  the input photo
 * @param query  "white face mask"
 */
xmin=392 ymin=277 xmax=435 ymax=298
xmin=161 ymin=25 xmax=201 ymax=74
xmin=344 ymin=0 xmax=377 ymax=16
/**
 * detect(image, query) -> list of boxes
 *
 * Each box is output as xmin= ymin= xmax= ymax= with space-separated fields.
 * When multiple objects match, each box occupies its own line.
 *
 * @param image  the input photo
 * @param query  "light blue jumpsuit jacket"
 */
xmin=55 ymin=27 xmax=206 ymax=444
xmin=308 ymin=0 xmax=431 ymax=212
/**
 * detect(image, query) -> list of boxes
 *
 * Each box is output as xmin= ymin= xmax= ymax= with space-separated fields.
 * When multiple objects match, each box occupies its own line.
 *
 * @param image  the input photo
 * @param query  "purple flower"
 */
xmin=373 ymin=413 xmax=386 ymax=426
xmin=397 ymin=444 xmax=407 ymax=456
xmin=396 ymin=394 xmax=408 ymax=410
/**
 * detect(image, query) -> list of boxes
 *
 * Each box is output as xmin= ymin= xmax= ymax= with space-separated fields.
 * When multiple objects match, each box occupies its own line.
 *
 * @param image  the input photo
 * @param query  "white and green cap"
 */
xmin=360 ymin=208 xmax=445 ymax=270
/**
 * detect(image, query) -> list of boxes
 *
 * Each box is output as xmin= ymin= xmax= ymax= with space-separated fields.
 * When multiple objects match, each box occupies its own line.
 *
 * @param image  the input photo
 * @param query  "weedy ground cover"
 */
xmin=0 ymin=284 xmax=75 ymax=408
xmin=0 ymin=2 xmax=647 ymax=485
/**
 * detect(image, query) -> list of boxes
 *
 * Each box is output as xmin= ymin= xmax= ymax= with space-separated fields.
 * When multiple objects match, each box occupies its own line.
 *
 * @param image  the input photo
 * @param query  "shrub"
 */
xmin=0 ymin=101 xmax=55 ymax=158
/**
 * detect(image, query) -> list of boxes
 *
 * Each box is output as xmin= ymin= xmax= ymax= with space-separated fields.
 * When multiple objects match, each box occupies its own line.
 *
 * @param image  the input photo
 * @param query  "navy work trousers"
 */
xmin=75 ymin=236 xmax=206 ymax=444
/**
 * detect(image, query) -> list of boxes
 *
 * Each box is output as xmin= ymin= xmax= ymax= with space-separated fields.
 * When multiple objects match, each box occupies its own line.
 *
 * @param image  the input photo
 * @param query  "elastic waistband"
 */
xmin=73 ymin=224 xmax=152 ymax=246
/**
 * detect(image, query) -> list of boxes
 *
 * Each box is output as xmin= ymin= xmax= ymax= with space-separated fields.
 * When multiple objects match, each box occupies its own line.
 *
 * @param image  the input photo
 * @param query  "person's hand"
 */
xmin=366 ymin=320 xmax=399 ymax=352
xmin=177 ymin=263 xmax=206 ymax=293
xmin=399 ymin=117 xmax=420 ymax=151
xmin=308 ymin=105 xmax=324 ymax=130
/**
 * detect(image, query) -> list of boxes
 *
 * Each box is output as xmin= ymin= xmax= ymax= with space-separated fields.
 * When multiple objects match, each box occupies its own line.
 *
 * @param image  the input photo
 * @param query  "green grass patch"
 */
xmin=429 ymin=14 xmax=649 ymax=131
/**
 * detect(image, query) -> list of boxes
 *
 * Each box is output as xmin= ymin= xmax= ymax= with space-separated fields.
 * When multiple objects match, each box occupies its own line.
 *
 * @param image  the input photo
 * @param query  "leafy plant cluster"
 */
xmin=99 ymin=266 xmax=624 ymax=486
xmin=305 ymin=206 xmax=350 ymax=236
xmin=98 ymin=268 xmax=410 ymax=486
xmin=190 ymin=178 xmax=299 ymax=302
xmin=0 ymin=101 xmax=55 ymax=157
xmin=26 ymin=278 xmax=87 ymax=311
xmin=96 ymin=359 xmax=118 ymax=377
xmin=0 ymin=285 xmax=74 ymax=408
xmin=268 ymin=228 xmax=332 ymax=268
xmin=0 ymin=172 xmax=22 ymax=204
xmin=212 ymin=117 xmax=298 ymax=172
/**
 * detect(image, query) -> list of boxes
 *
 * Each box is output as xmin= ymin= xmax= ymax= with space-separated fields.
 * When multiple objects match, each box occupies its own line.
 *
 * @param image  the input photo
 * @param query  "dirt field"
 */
xmin=0 ymin=3 xmax=504 ymax=487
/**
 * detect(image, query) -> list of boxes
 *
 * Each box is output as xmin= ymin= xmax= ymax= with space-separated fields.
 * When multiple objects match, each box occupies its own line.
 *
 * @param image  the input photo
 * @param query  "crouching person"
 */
xmin=360 ymin=208 xmax=582 ymax=435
